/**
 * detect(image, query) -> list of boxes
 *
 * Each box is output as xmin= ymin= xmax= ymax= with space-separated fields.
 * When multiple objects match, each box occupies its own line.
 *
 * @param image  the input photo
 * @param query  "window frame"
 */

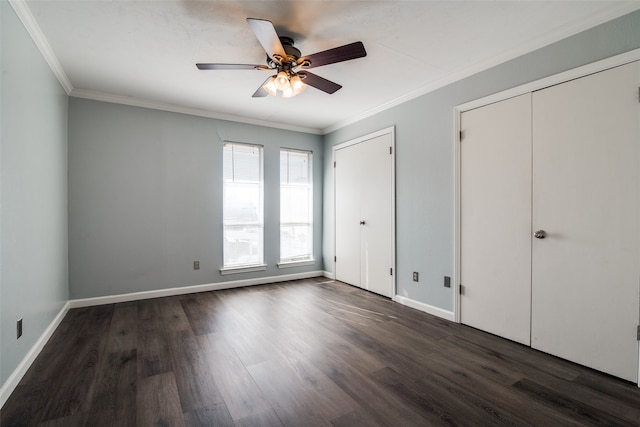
xmin=278 ymin=148 xmax=314 ymax=267
xmin=221 ymin=141 xmax=266 ymax=274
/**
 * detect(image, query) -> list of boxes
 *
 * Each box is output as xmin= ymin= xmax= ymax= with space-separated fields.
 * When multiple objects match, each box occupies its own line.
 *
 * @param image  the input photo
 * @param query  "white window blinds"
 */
xmin=223 ymin=142 xmax=264 ymax=268
xmin=280 ymin=149 xmax=313 ymax=263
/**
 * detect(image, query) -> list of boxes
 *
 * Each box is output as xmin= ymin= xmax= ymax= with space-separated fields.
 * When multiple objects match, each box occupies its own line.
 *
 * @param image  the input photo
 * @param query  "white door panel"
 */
xmin=531 ymin=62 xmax=640 ymax=382
xmin=335 ymin=144 xmax=363 ymax=287
xmin=460 ymin=94 xmax=533 ymax=345
xmin=360 ymin=135 xmax=394 ymax=297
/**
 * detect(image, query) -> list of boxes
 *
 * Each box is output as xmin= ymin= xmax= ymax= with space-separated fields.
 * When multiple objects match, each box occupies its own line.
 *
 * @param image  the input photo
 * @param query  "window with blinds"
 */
xmin=280 ymin=149 xmax=313 ymax=263
xmin=223 ymin=142 xmax=264 ymax=269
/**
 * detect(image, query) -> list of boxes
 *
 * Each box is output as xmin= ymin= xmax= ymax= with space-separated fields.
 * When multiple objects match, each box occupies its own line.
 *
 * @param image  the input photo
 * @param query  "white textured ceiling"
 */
xmin=20 ymin=0 xmax=640 ymax=133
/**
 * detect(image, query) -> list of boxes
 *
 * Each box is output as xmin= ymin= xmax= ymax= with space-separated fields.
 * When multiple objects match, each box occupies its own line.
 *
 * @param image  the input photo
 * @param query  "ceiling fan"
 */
xmin=196 ymin=18 xmax=367 ymax=98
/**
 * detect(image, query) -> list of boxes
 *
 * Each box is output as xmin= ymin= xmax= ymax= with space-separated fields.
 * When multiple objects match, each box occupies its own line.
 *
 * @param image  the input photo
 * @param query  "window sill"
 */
xmin=220 ymin=264 xmax=267 ymax=275
xmin=277 ymin=259 xmax=316 ymax=269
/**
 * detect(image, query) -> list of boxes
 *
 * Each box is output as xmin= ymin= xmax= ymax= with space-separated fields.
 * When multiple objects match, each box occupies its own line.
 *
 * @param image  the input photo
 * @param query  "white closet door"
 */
xmin=335 ymin=143 xmax=363 ymax=288
xmin=460 ymin=94 xmax=533 ymax=345
xmin=334 ymin=131 xmax=395 ymax=298
xmin=532 ymin=62 xmax=640 ymax=382
xmin=359 ymin=134 xmax=394 ymax=297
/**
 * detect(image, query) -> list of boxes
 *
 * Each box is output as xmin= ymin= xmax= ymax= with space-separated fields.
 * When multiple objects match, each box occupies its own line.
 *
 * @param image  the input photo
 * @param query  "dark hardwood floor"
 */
xmin=2 ymin=277 xmax=640 ymax=426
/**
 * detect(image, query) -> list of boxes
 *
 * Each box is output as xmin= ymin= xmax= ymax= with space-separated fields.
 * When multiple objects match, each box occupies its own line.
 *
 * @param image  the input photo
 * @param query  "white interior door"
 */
xmin=531 ymin=62 xmax=640 ymax=382
xmin=359 ymin=134 xmax=394 ymax=297
xmin=460 ymin=94 xmax=533 ymax=345
xmin=335 ymin=143 xmax=362 ymax=288
xmin=334 ymin=130 xmax=395 ymax=298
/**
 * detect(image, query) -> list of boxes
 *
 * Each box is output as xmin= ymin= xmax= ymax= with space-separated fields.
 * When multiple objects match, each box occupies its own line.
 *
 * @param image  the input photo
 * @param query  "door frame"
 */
xmin=333 ymin=126 xmax=396 ymax=298
xmin=453 ymin=48 xmax=640 ymax=385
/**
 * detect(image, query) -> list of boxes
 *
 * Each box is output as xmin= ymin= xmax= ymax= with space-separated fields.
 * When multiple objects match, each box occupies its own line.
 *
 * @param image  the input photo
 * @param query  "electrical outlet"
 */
xmin=17 ymin=318 xmax=23 ymax=339
xmin=412 ymin=272 xmax=419 ymax=282
xmin=193 ymin=261 xmax=200 ymax=270
xmin=444 ymin=276 xmax=451 ymax=288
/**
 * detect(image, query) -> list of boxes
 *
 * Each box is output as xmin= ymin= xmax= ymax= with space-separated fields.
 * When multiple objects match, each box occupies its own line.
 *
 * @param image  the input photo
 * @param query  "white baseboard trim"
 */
xmin=69 ymin=271 xmax=326 ymax=308
xmin=323 ymin=271 xmax=335 ymax=280
xmin=0 ymin=301 xmax=70 ymax=409
xmin=394 ymin=295 xmax=455 ymax=322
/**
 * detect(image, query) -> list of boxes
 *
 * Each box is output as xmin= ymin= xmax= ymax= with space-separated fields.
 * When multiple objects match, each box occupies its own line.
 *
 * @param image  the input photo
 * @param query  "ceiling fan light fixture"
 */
xmin=290 ymin=74 xmax=306 ymax=95
xmin=282 ymin=86 xmax=295 ymax=98
xmin=274 ymin=71 xmax=290 ymax=91
xmin=263 ymin=76 xmax=278 ymax=96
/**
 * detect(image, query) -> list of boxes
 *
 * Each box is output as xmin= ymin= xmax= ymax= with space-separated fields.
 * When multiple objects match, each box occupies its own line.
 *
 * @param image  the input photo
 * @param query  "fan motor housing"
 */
xmin=280 ymin=36 xmax=301 ymax=61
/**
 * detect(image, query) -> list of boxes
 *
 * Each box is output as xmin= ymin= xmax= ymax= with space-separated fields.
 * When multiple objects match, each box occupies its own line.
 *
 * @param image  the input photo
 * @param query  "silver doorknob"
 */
xmin=360 ymin=220 xmax=365 ymax=225
xmin=534 ymin=230 xmax=546 ymax=239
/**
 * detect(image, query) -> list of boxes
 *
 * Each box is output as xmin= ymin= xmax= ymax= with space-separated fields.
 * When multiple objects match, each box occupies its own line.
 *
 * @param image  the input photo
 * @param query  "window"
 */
xmin=280 ymin=149 xmax=313 ymax=265
xmin=223 ymin=142 xmax=264 ymax=271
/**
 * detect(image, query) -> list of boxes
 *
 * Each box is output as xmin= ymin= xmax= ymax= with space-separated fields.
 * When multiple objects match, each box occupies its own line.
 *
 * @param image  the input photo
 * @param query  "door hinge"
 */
xmin=459 ymin=130 xmax=464 ymax=141
xmin=334 ymin=161 xmax=336 ymax=168
xmin=390 ymin=268 xmax=393 ymax=276
xmin=334 ymin=256 xmax=337 ymax=262
xmin=637 ymin=325 xmax=640 ymax=341
xmin=389 ymin=146 xmax=393 ymax=155
xmin=459 ymin=284 xmax=465 ymax=295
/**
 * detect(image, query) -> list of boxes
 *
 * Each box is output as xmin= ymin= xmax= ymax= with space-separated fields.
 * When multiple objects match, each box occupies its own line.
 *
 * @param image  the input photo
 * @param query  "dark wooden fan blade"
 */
xmin=196 ymin=63 xmax=263 ymax=70
xmin=302 ymin=41 xmax=366 ymax=69
xmin=298 ymin=71 xmax=342 ymax=94
xmin=246 ymin=18 xmax=286 ymax=60
xmin=252 ymin=76 xmax=272 ymax=98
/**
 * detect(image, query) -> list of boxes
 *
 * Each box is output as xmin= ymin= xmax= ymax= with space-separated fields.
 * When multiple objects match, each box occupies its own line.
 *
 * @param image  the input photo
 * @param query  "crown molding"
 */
xmin=10 ymin=0 xmax=320 ymax=134
xmin=9 ymin=0 xmax=73 ymax=94
xmin=322 ymin=2 xmax=640 ymax=134
xmin=70 ymin=89 xmax=323 ymax=135
xmin=9 ymin=0 xmax=640 ymax=136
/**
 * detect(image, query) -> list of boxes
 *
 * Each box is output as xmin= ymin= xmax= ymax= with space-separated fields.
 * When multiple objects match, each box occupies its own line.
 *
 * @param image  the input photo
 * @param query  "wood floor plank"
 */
xmin=37 ymin=413 xmax=88 ymax=427
xmin=412 ymin=345 xmax=579 ymax=426
xmin=1 ymin=381 xmax=51 ymax=426
xmin=85 ymin=349 xmax=137 ymax=427
xmin=180 ymin=293 xmax=219 ymax=336
xmin=158 ymin=296 xmax=193 ymax=335
xmin=106 ymin=303 xmax=137 ymax=352
xmin=136 ymin=299 xmax=173 ymax=378
xmin=453 ymin=325 xmax=585 ymax=381
xmin=167 ymin=331 xmax=224 ymax=413
xmin=198 ymin=332 xmax=272 ymax=421
xmin=329 ymin=408 xmax=387 ymax=427
xmin=39 ymin=332 xmax=107 ymax=422
xmin=77 ymin=304 xmax=115 ymax=338
xmin=183 ymin=403 xmax=235 ymax=427
xmin=573 ymin=369 xmax=640 ymax=408
xmin=137 ymin=372 xmax=186 ymax=427
xmin=302 ymin=337 xmax=436 ymax=426
xmin=370 ymin=366 xmax=496 ymax=427
xmin=513 ymin=378 xmax=637 ymax=426
xmin=21 ymin=308 xmax=88 ymax=384
xmin=247 ymin=356 xmax=356 ymax=426
xmin=439 ymin=334 xmax=581 ymax=385
xmin=234 ymin=409 xmax=285 ymax=427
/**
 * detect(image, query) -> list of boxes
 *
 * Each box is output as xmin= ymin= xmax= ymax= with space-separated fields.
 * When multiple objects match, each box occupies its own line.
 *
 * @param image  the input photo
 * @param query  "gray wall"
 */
xmin=323 ymin=10 xmax=640 ymax=312
xmin=68 ymin=98 xmax=323 ymax=299
xmin=1 ymin=1 xmax=69 ymax=385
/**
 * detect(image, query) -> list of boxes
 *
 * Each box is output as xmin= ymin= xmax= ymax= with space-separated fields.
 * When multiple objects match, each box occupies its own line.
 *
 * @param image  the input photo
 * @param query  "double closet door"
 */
xmin=334 ymin=131 xmax=394 ymax=298
xmin=460 ymin=61 xmax=640 ymax=382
